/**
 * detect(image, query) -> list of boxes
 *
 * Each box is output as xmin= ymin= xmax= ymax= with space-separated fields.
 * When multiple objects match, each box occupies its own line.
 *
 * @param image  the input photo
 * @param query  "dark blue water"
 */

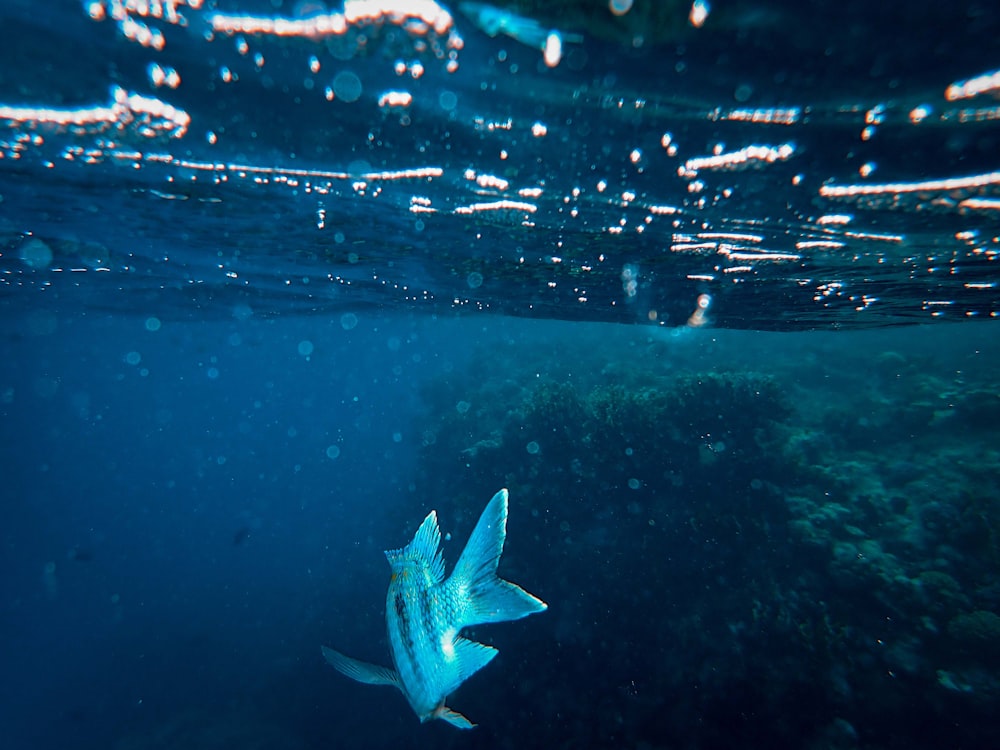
xmin=2 ymin=1 xmax=1000 ymax=749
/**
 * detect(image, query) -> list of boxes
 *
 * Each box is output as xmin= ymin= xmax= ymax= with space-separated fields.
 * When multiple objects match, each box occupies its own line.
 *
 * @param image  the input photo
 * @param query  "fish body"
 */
xmin=322 ymin=488 xmax=547 ymax=728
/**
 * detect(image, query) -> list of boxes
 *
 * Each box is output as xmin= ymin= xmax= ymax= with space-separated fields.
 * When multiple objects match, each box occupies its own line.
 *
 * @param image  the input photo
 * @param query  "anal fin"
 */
xmin=321 ymin=645 xmax=400 ymax=688
xmin=454 ymin=637 xmax=498 ymax=682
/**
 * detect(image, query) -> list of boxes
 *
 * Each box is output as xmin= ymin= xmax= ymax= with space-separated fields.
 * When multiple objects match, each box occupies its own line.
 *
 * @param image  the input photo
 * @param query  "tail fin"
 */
xmin=449 ymin=489 xmax=548 ymax=627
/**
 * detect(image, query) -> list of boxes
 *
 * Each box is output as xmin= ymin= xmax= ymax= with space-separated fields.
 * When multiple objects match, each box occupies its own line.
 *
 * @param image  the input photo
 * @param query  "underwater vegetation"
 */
xmin=414 ymin=340 xmax=1000 ymax=749
xmin=426 ymin=370 xmax=790 ymax=495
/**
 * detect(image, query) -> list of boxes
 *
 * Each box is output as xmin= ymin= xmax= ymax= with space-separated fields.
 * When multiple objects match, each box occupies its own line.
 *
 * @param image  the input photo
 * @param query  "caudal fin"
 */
xmin=449 ymin=489 xmax=547 ymax=627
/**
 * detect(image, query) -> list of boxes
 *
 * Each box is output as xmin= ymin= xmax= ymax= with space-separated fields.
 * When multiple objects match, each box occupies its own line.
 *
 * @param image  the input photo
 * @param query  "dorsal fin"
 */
xmin=385 ymin=510 xmax=446 ymax=584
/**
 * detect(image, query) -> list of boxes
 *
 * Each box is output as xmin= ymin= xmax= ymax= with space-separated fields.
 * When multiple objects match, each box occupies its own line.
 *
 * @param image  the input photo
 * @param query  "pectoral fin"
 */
xmin=434 ymin=704 xmax=476 ymax=729
xmin=321 ymin=646 xmax=401 ymax=688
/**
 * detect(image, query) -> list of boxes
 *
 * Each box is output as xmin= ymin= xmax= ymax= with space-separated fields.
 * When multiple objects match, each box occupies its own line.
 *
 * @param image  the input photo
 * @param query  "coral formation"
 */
xmin=411 ymin=334 xmax=1000 ymax=749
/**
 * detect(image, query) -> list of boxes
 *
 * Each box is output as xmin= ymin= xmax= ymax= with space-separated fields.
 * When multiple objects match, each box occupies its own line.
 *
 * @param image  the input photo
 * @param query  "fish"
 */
xmin=232 ymin=525 xmax=250 ymax=546
xmin=321 ymin=488 xmax=547 ymax=729
xmin=459 ymin=2 xmax=583 ymax=51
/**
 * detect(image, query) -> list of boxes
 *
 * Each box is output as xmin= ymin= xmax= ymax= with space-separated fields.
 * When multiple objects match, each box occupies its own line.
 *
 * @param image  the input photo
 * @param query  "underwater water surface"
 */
xmin=2 ymin=1 xmax=999 ymax=749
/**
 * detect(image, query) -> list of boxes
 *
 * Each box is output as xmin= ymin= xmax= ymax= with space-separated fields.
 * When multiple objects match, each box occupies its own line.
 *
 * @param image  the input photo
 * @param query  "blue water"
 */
xmin=2 ymin=1 xmax=1000 ymax=749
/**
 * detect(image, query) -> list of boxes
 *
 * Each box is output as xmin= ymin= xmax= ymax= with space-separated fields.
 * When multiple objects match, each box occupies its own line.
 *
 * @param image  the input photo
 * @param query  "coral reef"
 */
xmin=411 ymin=337 xmax=1000 ymax=750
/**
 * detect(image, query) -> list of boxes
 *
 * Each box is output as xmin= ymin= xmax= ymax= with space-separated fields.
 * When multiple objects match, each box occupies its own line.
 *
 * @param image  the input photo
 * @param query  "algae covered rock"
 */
xmin=915 ymin=570 xmax=969 ymax=614
xmin=947 ymin=610 xmax=1000 ymax=653
xmin=425 ymin=368 xmax=792 ymax=503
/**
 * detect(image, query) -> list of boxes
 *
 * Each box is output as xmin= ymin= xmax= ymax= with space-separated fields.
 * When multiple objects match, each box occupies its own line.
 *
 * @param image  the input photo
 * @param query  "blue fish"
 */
xmin=459 ymin=2 xmax=583 ymax=50
xmin=322 ymin=488 xmax=547 ymax=729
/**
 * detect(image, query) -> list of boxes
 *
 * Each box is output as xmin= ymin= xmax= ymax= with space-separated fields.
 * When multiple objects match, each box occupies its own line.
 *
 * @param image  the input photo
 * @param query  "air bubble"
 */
xmin=332 ymin=71 xmax=362 ymax=102
xmin=439 ymin=90 xmax=457 ymax=111
xmin=20 ymin=238 xmax=53 ymax=269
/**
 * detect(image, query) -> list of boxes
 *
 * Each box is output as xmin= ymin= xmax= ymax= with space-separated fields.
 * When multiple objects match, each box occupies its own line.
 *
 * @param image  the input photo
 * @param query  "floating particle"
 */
xmin=326 ymin=445 xmax=341 ymax=459
xmin=909 ymin=104 xmax=932 ymax=123
xmin=689 ymin=0 xmax=710 ymax=27
xmin=378 ymin=90 xmax=412 ymax=108
xmin=332 ymin=71 xmax=363 ymax=102
xmin=543 ymin=32 xmax=562 ymax=68
xmin=621 ymin=264 xmax=639 ymax=298
xmin=610 ymin=0 xmax=634 ymax=16
xmin=43 ymin=561 xmax=58 ymax=597
xmin=19 ymin=238 xmax=53 ymax=269
xmin=148 ymin=62 xmax=180 ymax=89
xmin=34 ymin=376 xmax=59 ymax=399
xmin=232 ymin=304 xmax=254 ymax=321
